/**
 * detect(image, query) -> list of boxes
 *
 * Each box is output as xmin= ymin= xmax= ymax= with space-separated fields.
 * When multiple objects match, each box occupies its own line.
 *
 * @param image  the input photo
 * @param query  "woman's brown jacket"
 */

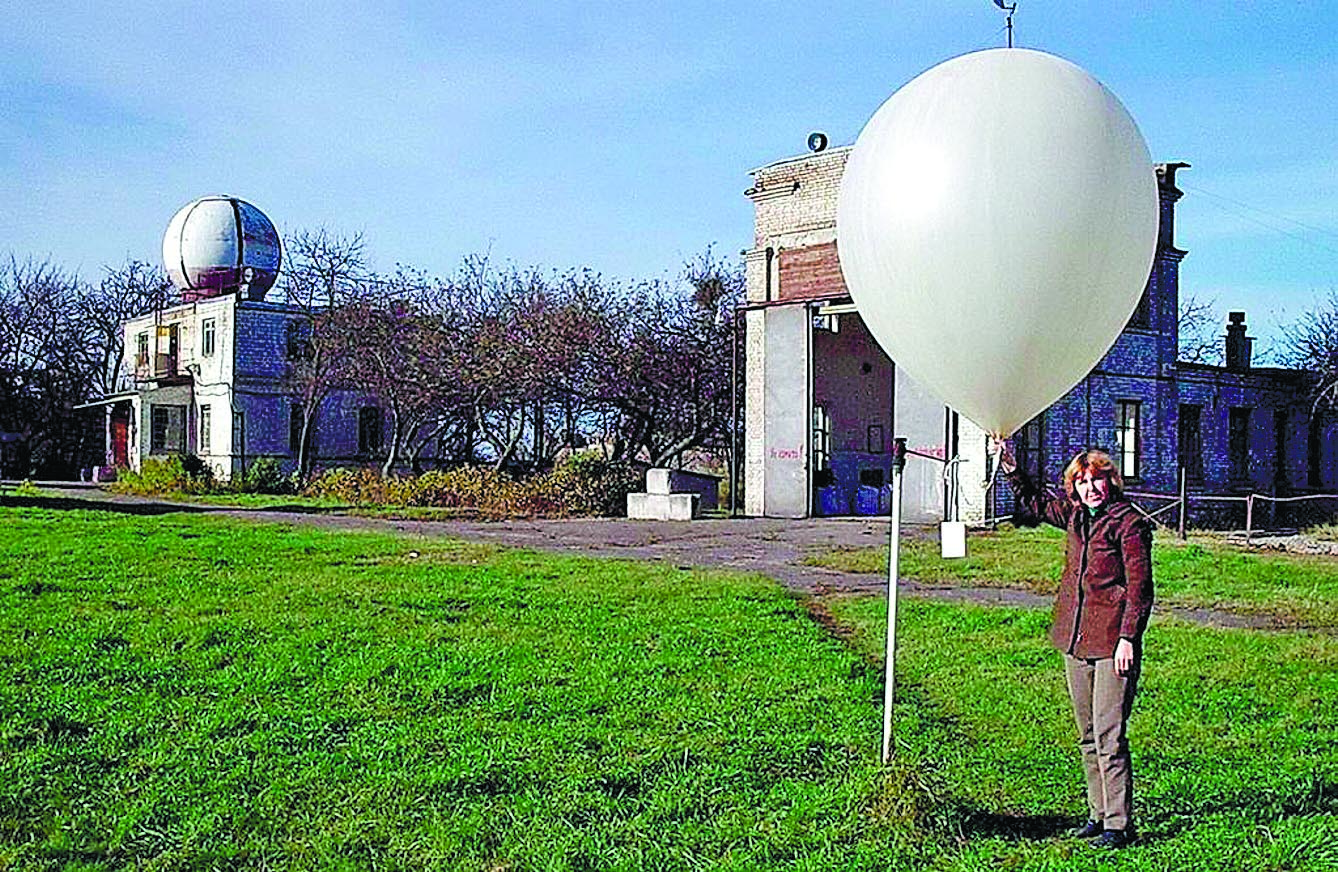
xmin=1005 ymin=468 xmax=1154 ymax=659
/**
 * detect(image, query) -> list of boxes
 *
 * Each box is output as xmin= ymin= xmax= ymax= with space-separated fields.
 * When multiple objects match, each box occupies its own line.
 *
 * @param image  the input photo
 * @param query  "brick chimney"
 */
xmin=1225 ymin=311 xmax=1252 ymax=371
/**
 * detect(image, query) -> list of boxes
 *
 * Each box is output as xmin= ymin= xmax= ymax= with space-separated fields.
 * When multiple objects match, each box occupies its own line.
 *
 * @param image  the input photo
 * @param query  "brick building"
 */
xmin=743 ymin=146 xmax=1337 ymax=522
xmin=90 ymin=296 xmax=409 ymax=480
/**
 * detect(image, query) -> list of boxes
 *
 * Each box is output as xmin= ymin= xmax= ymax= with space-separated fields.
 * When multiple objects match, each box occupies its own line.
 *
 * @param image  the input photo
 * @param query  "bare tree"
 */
xmin=79 ymin=259 xmax=176 ymax=396
xmin=278 ymin=229 xmax=369 ymax=474
xmin=1178 ymin=291 xmax=1223 ymax=365
xmin=465 ymin=265 xmax=548 ymax=471
xmin=336 ymin=297 xmax=454 ymax=476
xmin=594 ymin=247 xmax=743 ymax=466
xmin=0 ymin=257 xmax=92 ymax=475
xmin=1279 ymin=290 xmax=1338 ymax=408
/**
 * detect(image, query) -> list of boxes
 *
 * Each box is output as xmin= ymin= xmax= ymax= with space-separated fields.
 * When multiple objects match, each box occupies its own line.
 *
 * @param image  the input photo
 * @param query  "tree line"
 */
xmin=0 ymin=257 xmax=174 ymax=477
xmin=5 ymin=233 xmax=1332 ymax=481
xmin=0 ymin=234 xmax=743 ymax=480
xmin=281 ymin=231 xmax=743 ymax=478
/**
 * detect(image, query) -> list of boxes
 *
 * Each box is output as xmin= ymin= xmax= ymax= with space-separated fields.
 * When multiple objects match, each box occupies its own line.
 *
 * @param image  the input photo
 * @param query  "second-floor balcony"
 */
xmin=133 ymin=351 xmax=190 ymax=384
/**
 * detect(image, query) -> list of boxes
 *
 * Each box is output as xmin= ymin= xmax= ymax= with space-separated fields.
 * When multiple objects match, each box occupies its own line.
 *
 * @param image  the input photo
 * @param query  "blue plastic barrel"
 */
xmin=855 ymin=485 xmax=881 ymax=516
xmin=818 ymin=486 xmax=844 ymax=516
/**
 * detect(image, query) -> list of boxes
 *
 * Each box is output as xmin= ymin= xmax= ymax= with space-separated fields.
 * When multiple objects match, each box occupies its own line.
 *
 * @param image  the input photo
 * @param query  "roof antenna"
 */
xmin=992 ymin=0 xmax=1018 ymax=48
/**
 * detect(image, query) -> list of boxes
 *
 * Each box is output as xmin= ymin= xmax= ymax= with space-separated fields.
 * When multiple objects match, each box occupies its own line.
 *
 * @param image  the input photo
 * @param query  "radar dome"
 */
xmin=163 ymin=195 xmax=281 ymax=301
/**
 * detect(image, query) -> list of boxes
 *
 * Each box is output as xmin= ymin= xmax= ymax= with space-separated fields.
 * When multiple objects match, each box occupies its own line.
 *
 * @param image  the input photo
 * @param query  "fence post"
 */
xmin=1177 ymin=467 xmax=1188 ymax=540
xmin=1244 ymin=494 xmax=1254 ymax=545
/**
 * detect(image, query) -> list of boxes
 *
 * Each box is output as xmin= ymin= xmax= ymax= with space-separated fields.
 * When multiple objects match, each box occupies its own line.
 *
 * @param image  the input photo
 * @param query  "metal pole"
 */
xmin=1178 ymin=467 xmax=1188 ymax=540
xmin=1245 ymin=494 xmax=1254 ymax=545
xmin=882 ymin=437 xmax=907 ymax=764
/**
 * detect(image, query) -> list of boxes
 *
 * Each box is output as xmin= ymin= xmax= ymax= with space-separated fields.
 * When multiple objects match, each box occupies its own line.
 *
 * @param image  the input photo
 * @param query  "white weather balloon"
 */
xmin=837 ymin=49 xmax=1158 ymax=437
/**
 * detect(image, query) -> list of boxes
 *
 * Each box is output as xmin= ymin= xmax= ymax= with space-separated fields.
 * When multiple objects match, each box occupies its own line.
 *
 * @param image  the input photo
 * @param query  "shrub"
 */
xmin=300 ymin=460 xmax=642 ymax=519
xmin=241 ymin=457 xmax=294 ymax=495
xmin=112 ymin=455 xmax=215 ymax=496
xmin=13 ymin=480 xmax=42 ymax=497
xmin=545 ymin=454 xmax=643 ymax=517
xmin=396 ymin=467 xmax=514 ymax=508
xmin=302 ymin=468 xmax=384 ymax=504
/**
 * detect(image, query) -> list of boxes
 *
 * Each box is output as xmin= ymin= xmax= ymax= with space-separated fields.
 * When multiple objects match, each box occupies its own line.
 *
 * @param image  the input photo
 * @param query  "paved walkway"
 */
xmin=9 ymin=485 xmax=1294 ymax=630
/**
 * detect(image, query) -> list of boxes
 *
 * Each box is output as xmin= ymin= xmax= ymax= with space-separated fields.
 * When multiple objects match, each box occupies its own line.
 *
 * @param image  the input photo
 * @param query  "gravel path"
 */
xmin=10 ymin=484 xmax=1314 ymax=632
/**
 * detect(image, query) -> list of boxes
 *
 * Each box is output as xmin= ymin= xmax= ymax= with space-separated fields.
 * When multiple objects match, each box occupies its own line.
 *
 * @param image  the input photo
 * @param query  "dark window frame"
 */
xmin=150 ymin=404 xmax=186 ymax=454
xmin=1274 ymin=408 xmax=1290 ymax=490
xmin=286 ymin=319 xmax=314 ymax=361
xmin=199 ymin=404 xmax=211 ymax=454
xmin=1178 ymin=404 xmax=1203 ymax=482
xmin=1308 ymin=416 xmax=1323 ymax=489
xmin=289 ymin=404 xmax=305 ymax=456
xmin=1015 ymin=414 xmax=1045 ymax=481
xmin=358 ymin=406 xmax=384 ymax=455
xmin=1229 ymin=407 xmax=1252 ymax=481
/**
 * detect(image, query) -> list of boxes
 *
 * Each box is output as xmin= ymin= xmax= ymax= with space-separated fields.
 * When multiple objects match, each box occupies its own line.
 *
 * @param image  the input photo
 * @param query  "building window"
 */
xmin=202 ymin=318 xmax=216 ymax=357
xmin=286 ymin=319 xmax=313 ymax=360
xmin=1178 ymin=404 xmax=1203 ymax=481
xmin=289 ymin=405 xmax=304 ymax=455
xmin=1308 ymin=416 xmax=1323 ymax=488
xmin=812 ymin=405 xmax=831 ymax=472
xmin=1116 ymin=400 xmax=1141 ymax=479
xmin=150 ymin=404 xmax=186 ymax=453
xmin=135 ymin=332 xmax=149 ymax=369
xmin=1015 ymin=414 xmax=1044 ymax=480
xmin=358 ymin=406 xmax=383 ymax=455
xmin=1229 ymin=407 xmax=1252 ymax=480
xmin=1274 ymin=408 xmax=1289 ymax=490
xmin=199 ymin=405 xmax=211 ymax=455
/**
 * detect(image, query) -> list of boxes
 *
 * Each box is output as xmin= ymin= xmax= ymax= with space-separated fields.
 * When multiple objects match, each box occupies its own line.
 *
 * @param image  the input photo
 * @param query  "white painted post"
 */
xmin=882 ymin=437 xmax=907 ymax=764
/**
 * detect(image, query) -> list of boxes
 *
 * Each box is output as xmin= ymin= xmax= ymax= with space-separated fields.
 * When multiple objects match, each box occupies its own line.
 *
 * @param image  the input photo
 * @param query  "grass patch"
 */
xmin=2 ymin=503 xmax=1336 ymax=870
xmin=805 ymin=525 xmax=1065 ymax=590
xmin=825 ymin=594 xmax=1338 ymax=871
xmin=159 ymin=492 xmax=350 ymax=511
xmin=1306 ymin=522 xmax=1338 ymax=543
xmin=805 ymin=526 xmax=1338 ymax=627
xmin=0 ymin=505 xmax=923 ymax=870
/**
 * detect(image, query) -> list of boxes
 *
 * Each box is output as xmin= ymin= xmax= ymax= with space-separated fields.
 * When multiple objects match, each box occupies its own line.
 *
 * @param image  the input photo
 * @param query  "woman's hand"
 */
xmin=990 ymin=436 xmax=1017 ymax=473
xmin=1114 ymin=638 xmax=1136 ymax=676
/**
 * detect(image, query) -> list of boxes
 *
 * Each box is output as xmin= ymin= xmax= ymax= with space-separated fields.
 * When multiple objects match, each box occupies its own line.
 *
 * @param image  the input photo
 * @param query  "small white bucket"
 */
xmin=940 ymin=521 xmax=967 ymax=559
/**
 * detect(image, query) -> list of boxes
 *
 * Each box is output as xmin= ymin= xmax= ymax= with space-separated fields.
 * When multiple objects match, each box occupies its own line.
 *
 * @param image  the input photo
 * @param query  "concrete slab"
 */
xmin=627 ymin=491 xmax=698 ymax=521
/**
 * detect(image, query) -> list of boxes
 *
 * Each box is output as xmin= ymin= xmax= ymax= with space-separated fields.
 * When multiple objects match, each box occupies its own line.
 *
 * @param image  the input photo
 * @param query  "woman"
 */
xmin=999 ymin=446 xmax=1153 ymax=850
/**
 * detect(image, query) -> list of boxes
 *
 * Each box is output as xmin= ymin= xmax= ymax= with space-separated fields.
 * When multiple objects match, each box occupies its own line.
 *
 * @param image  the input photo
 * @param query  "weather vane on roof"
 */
xmin=992 ymin=0 xmax=1018 ymax=48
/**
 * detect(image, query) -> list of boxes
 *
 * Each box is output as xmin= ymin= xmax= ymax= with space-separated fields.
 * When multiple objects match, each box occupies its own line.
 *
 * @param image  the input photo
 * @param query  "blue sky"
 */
xmin=3 ymin=2 xmax=1335 ymax=351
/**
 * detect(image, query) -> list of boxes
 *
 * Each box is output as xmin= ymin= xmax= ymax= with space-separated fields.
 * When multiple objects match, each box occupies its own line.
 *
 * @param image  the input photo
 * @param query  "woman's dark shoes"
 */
xmin=1091 ymin=828 xmax=1135 ymax=849
xmin=1071 ymin=820 xmax=1104 ymax=839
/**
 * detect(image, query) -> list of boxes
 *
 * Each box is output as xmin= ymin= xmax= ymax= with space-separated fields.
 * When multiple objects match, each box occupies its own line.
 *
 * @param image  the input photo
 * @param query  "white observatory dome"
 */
xmin=162 ymin=195 xmax=281 ymax=301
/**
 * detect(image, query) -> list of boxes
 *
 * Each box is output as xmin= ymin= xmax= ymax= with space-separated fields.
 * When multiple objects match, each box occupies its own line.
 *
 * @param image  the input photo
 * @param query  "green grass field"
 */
xmin=805 ymin=525 xmax=1338 ymax=628
xmin=2 ymin=502 xmax=1336 ymax=870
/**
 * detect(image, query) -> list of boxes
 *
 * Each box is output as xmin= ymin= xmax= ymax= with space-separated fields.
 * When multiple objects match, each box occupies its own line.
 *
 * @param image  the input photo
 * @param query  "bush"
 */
xmin=301 ymin=468 xmax=382 ymax=504
xmin=111 ymin=455 xmax=215 ymax=496
xmin=300 ymin=459 xmax=643 ymax=519
xmin=240 ymin=457 xmax=295 ymax=495
xmin=546 ymin=454 xmax=643 ymax=517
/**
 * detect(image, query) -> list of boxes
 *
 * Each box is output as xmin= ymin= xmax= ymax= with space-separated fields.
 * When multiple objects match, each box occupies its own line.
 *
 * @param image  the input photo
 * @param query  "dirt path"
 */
xmin=14 ymin=485 xmax=1300 ymax=631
